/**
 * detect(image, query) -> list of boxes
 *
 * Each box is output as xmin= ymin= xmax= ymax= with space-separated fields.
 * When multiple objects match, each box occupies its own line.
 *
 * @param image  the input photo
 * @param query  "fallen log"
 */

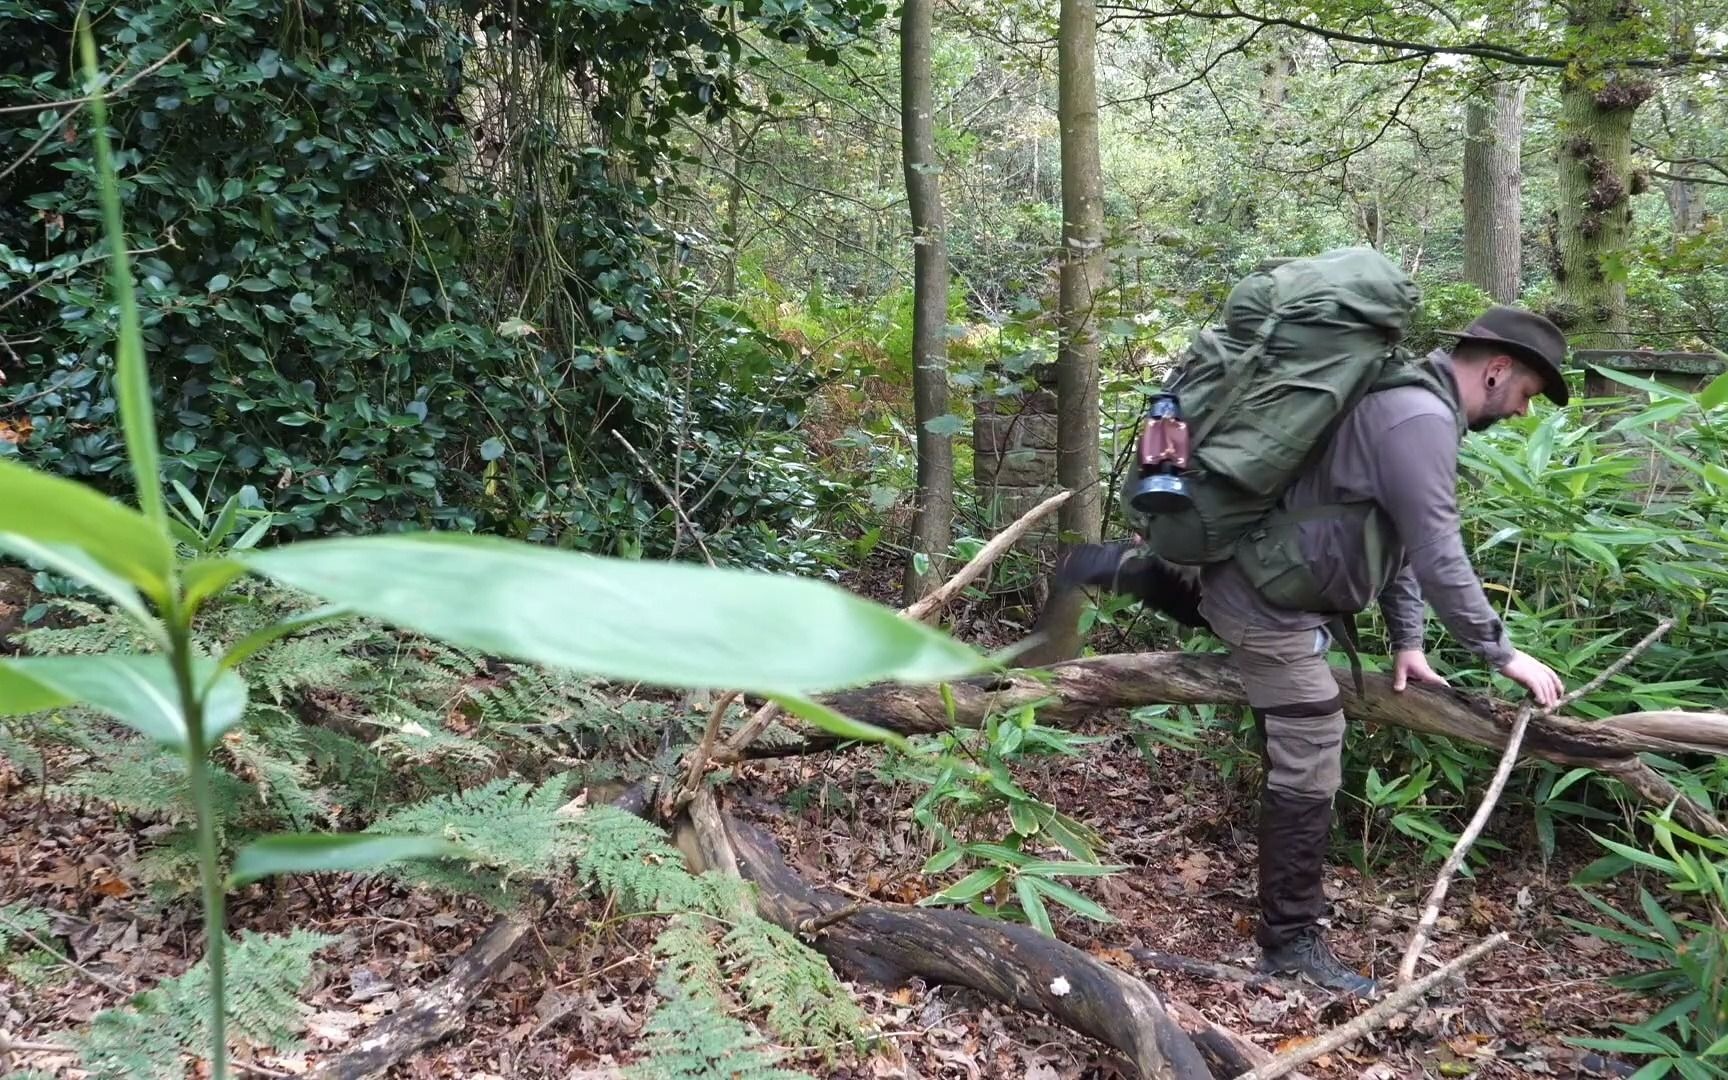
xmin=309 ymin=912 xmax=533 ymax=1080
xmin=682 ymin=789 xmax=1218 ymax=1080
xmin=808 ymin=651 xmax=1728 ymax=835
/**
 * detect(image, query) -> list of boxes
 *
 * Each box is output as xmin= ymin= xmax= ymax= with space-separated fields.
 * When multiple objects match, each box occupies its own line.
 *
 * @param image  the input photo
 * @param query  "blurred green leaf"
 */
xmin=228 ymin=833 xmax=467 ymax=888
xmin=243 ymin=533 xmax=983 ymax=694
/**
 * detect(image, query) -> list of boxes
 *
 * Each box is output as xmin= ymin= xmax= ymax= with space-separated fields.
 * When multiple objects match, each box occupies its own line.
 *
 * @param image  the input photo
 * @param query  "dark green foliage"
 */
xmin=0 ymin=0 xmax=886 ymax=565
xmin=59 ymin=928 xmax=334 ymax=1080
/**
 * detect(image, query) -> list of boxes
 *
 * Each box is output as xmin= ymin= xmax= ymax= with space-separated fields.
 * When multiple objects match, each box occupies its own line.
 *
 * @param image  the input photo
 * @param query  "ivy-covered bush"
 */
xmin=0 ymin=0 xmax=883 ymax=564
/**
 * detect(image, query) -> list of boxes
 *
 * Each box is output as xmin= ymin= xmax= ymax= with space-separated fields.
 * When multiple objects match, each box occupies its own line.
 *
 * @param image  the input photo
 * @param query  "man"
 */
xmin=1050 ymin=305 xmax=1569 ymax=996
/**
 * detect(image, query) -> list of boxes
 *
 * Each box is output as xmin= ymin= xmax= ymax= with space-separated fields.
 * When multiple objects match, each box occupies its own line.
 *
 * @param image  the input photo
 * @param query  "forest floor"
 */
xmin=0 ymin=554 xmax=1664 ymax=1080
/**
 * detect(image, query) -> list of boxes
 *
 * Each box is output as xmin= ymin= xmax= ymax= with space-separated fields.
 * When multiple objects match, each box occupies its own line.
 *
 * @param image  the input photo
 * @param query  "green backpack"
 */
xmin=1125 ymin=246 xmax=1461 ymax=616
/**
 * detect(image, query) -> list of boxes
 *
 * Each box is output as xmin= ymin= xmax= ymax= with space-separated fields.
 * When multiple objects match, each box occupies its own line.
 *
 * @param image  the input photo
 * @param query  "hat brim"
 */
xmin=1438 ymin=330 xmax=1570 ymax=407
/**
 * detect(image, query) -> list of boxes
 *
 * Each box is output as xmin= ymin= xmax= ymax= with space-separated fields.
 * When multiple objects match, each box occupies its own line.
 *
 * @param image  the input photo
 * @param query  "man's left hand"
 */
xmin=1392 ymin=649 xmax=1450 ymax=692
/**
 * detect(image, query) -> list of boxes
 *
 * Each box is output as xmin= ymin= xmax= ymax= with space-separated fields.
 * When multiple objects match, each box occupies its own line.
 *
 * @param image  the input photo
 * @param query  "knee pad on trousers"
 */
xmin=1254 ymin=697 xmax=1345 ymax=799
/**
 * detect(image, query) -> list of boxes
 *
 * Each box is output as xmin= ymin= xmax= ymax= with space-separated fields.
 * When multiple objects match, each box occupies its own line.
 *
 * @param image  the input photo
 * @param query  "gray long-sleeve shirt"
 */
xmin=1197 ymin=348 xmax=1515 ymax=668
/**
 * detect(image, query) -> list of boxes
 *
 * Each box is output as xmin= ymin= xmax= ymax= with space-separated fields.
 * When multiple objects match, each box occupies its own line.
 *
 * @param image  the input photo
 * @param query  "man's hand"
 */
xmin=1391 ymin=649 xmax=1450 ymax=692
xmin=1499 ymin=649 xmax=1565 ymax=708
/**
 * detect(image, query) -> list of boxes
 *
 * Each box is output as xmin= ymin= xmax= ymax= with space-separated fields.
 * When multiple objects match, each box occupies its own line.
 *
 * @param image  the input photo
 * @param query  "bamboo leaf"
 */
xmin=1016 ymin=876 xmax=1053 ymax=936
xmin=1021 ymin=876 xmax=1115 ymax=923
xmin=923 ymin=867 xmax=1004 ymax=904
xmin=0 ymin=654 xmax=246 ymax=750
xmin=0 ymin=460 xmax=175 ymax=602
xmin=243 ymin=533 xmax=984 ymax=694
xmin=228 ymin=834 xmax=468 ymax=888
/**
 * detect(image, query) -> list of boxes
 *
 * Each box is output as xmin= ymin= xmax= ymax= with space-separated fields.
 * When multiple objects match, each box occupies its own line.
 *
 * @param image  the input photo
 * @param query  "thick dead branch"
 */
xmin=308 ymin=912 xmax=534 ymax=1080
xmin=815 ymin=651 xmax=1728 ymax=835
xmin=681 ymin=790 xmax=1215 ymax=1080
xmin=1396 ymin=620 xmax=1674 ymax=985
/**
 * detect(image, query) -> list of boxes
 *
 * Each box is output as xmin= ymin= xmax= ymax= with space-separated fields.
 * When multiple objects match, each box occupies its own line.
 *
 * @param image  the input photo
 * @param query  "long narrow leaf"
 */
xmin=0 ymin=533 xmax=158 ymax=633
xmin=0 ymin=654 xmax=246 ymax=750
xmin=228 ymin=834 xmax=468 ymax=888
xmin=0 ymin=461 xmax=174 ymax=601
xmin=77 ymin=21 xmax=165 ymax=532
xmin=244 ymin=533 xmax=984 ymax=694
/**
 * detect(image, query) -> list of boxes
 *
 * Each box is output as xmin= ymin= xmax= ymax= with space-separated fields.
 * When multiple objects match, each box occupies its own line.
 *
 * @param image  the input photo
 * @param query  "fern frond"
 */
xmin=367 ymin=713 xmax=498 ymax=769
xmin=364 ymin=775 xmax=584 ymax=902
xmin=721 ymin=915 xmax=868 ymax=1059
xmin=0 ymin=715 xmax=45 ymax=778
xmin=0 ymin=900 xmax=55 ymax=966
xmin=624 ymin=967 xmax=817 ymax=1080
xmin=652 ymin=914 xmax=727 ymax=998
xmin=568 ymin=804 xmax=750 ymax=915
xmin=49 ymin=742 xmax=198 ymax=824
xmin=244 ymin=628 xmax=373 ymax=704
xmin=60 ymin=929 xmax=335 ymax=1080
xmin=15 ymin=598 xmax=158 ymax=655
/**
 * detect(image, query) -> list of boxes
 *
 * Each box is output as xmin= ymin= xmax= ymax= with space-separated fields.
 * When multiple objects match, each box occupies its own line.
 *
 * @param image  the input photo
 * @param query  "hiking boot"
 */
xmin=1050 ymin=541 xmax=1211 ymax=631
xmin=1258 ymin=926 xmax=1380 ymax=997
xmin=1052 ymin=541 xmax=1136 ymax=590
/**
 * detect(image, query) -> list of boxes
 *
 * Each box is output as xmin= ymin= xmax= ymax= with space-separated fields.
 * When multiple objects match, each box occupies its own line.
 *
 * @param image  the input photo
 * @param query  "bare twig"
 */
xmin=903 ymin=489 xmax=1071 ymax=623
xmin=662 ymin=690 xmax=741 ymax=817
xmin=1236 ymin=933 xmax=1510 ymax=1080
xmin=0 ymin=42 xmax=189 ymax=186
xmin=0 ymin=240 xmax=175 ymax=319
xmin=798 ymin=901 xmax=867 ymax=936
xmin=1395 ymin=619 xmax=1674 ymax=985
xmin=0 ymin=911 xmax=130 ymax=997
xmin=716 ymin=489 xmax=1074 ymax=762
xmin=611 ymin=429 xmax=716 ymax=568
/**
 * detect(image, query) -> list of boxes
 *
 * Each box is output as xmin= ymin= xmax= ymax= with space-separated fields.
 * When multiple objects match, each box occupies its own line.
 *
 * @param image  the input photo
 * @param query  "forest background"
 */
xmin=3 ymin=0 xmax=1728 ymax=1076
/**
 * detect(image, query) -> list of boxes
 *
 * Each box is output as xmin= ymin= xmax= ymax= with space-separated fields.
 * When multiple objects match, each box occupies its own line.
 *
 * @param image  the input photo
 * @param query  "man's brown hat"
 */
xmin=1438 ymin=305 xmax=1571 ymax=406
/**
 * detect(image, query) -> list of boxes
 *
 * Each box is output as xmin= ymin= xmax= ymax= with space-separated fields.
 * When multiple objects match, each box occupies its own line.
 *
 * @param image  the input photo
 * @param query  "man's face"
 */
xmin=1468 ymin=357 xmax=1547 ymax=432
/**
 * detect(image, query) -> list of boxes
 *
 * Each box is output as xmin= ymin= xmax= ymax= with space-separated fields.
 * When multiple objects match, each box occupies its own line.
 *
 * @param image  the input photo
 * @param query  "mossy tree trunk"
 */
xmin=1552 ymin=0 xmax=1655 ymax=348
xmin=899 ymin=0 xmax=955 ymax=605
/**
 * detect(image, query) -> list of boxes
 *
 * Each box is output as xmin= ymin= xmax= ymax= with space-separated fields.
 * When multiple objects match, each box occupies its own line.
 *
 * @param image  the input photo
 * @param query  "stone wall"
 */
xmin=973 ymin=366 xmax=1061 ymax=550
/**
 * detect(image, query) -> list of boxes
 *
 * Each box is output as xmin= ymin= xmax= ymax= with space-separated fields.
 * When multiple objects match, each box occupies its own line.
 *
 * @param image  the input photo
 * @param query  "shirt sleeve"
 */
xmin=1377 ymin=559 xmax=1427 ymax=652
xmin=1371 ymin=413 xmax=1516 ymax=668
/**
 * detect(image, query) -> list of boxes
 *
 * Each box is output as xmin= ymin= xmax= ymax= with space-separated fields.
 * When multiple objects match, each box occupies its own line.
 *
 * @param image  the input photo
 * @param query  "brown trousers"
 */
xmin=1211 ymin=618 xmax=1348 ymax=948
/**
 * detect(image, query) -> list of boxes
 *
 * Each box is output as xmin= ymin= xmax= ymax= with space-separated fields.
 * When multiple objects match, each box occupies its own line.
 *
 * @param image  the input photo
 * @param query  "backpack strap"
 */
xmin=1182 ymin=313 xmax=1283 ymax=451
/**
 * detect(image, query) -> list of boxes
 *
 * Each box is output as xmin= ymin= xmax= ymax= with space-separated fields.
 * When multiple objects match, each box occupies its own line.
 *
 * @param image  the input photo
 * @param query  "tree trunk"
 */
xmin=899 ymin=0 xmax=955 ymax=605
xmin=1552 ymin=0 xmax=1654 ymax=348
xmin=1056 ymin=0 xmax=1105 ymax=547
xmin=1664 ymin=13 xmax=1704 ymax=244
xmin=1033 ymin=0 xmax=1107 ymax=661
xmin=1462 ymin=78 xmax=1525 ymax=303
xmin=723 ymin=112 xmax=745 ymax=299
